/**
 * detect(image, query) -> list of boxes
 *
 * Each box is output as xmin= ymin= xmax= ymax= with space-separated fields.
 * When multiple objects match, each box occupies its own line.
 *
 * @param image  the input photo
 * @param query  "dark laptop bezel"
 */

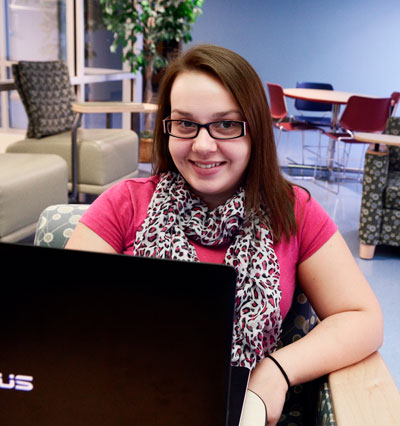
xmin=0 ymin=242 xmax=238 ymax=426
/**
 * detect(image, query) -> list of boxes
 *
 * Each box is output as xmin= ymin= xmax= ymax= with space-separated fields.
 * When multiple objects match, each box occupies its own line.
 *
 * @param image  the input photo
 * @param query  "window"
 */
xmin=0 ymin=0 xmax=140 ymax=133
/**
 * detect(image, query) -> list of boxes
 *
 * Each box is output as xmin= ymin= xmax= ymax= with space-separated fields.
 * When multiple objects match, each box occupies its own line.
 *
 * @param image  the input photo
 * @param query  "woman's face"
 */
xmin=168 ymin=71 xmax=251 ymax=210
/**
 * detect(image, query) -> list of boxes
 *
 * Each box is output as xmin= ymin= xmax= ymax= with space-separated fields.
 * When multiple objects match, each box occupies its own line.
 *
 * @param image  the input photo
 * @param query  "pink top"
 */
xmin=80 ymin=176 xmax=337 ymax=319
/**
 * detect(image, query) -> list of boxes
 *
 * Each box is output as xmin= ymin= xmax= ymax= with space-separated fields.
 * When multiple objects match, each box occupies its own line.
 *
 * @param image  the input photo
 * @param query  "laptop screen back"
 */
xmin=0 ymin=243 xmax=237 ymax=426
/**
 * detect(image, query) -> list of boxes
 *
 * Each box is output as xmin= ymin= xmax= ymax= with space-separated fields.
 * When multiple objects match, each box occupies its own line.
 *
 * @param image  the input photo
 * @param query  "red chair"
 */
xmin=390 ymin=91 xmax=400 ymax=116
xmin=319 ymin=95 xmax=392 ymax=191
xmin=266 ymin=82 xmax=321 ymax=167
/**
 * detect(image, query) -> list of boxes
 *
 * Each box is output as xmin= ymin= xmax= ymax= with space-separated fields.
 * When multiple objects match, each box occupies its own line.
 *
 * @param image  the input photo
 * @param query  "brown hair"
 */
xmin=153 ymin=44 xmax=298 ymax=242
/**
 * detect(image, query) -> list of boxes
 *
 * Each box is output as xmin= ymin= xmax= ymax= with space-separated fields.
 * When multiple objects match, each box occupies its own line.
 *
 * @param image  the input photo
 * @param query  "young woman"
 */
xmin=66 ymin=44 xmax=383 ymax=425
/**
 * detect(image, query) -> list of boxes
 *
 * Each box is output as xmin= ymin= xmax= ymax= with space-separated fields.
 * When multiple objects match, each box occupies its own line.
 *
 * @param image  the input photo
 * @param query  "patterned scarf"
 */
xmin=133 ymin=172 xmax=282 ymax=370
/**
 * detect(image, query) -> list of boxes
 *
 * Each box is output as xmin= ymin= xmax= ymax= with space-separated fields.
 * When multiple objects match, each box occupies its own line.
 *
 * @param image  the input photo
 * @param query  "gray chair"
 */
xmin=6 ymin=61 xmax=151 ymax=201
xmin=359 ymin=117 xmax=400 ymax=259
xmin=0 ymin=153 xmax=68 ymax=243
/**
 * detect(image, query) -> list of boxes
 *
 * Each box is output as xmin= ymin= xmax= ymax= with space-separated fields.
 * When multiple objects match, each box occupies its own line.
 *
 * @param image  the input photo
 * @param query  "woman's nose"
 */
xmin=192 ymin=127 xmax=218 ymax=153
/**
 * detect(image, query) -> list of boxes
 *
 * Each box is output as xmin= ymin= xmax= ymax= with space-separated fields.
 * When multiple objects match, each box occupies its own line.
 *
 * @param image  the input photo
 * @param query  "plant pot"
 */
xmin=139 ymin=137 xmax=153 ymax=163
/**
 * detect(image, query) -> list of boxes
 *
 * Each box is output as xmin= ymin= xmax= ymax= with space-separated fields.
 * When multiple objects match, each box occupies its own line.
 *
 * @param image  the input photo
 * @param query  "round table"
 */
xmin=283 ymin=88 xmax=376 ymax=128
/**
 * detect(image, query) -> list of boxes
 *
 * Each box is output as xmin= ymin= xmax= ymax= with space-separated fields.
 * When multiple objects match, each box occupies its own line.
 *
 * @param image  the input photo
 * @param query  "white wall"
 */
xmin=189 ymin=0 xmax=400 ymax=115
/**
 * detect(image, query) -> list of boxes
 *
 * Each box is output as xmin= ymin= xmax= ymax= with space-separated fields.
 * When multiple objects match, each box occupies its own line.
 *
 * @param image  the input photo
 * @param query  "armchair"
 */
xmin=6 ymin=61 xmax=157 ymax=202
xmin=35 ymin=204 xmax=400 ymax=425
xmin=359 ymin=117 xmax=400 ymax=259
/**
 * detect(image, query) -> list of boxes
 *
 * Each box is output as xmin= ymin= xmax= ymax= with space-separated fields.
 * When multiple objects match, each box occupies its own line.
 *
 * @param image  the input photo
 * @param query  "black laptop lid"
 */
xmin=0 ymin=243 xmax=236 ymax=426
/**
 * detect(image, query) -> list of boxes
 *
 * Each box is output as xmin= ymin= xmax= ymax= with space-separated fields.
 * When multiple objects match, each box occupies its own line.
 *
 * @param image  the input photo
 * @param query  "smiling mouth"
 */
xmin=192 ymin=161 xmax=224 ymax=169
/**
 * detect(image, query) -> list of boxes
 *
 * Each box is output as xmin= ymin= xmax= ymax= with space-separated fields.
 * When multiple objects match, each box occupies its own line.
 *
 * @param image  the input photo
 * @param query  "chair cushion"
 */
xmin=12 ymin=61 xmax=76 ymax=138
xmin=277 ymin=288 xmax=320 ymax=425
xmin=35 ymin=204 xmax=89 ymax=248
xmin=381 ymin=210 xmax=400 ymax=247
xmin=384 ymin=171 xmax=400 ymax=209
xmin=0 ymin=153 xmax=68 ymax=241
xmin=388 ymin=146 xmax=400 ymax=173
xmin=6 ymin=128 xmax=139 ymax=187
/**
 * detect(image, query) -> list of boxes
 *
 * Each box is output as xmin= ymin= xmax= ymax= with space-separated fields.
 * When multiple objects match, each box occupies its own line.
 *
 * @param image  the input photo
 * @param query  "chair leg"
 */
xmin=360 ymin=243 xmax=376 ymax=260
xmin=275 ymin=128 xmax=282 ymax=146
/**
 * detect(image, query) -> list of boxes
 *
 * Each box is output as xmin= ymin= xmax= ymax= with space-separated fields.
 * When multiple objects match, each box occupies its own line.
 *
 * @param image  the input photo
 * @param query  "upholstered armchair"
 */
xmin=6 ymin=60 xmax=157 ymax=202
xmin=359 ymin=117 xmax=400 ymax=259
xmin=35 ymin=204 xmax=400 ymax=425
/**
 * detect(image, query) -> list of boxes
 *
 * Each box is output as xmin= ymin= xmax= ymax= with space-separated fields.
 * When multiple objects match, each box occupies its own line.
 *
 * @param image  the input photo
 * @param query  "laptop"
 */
xmin=0 ymin=242 xmax=255 ymax=426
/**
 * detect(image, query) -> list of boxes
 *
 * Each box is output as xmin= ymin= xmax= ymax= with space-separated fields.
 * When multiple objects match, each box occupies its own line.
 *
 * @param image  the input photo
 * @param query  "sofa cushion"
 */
xmin=6 ymin=128 xmax=139 ymax=187
xmin=12 ymin=61 xmax=76 ymax=138
xmin=388 ymin=146 xmax=400 ymax=173
xmin=384 ymin=171 xmax=400 ymax=210
xmin=0 ymin=153 xmax=68 ymax=241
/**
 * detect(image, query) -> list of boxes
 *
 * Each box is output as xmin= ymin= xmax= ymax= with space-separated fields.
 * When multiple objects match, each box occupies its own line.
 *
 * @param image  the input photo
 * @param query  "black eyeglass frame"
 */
xmin=162 ymin=118 xmax=248 ymax=140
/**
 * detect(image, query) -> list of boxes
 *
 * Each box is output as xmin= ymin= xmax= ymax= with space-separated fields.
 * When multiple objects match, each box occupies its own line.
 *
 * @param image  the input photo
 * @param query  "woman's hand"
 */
xmin=247 ymin=356 xmax=289 ymax=426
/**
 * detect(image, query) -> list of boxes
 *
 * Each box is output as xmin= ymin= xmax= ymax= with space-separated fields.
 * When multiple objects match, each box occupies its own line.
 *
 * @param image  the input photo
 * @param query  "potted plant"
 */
xmin=139 ymin=129 xmax=155 ymax=163
xmin=99 ymin=0 xmax=204 ymax=135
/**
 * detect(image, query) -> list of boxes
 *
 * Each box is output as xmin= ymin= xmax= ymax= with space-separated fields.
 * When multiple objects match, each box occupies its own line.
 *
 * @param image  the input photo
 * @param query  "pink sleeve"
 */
xmin=275 ymin=187 xmax=337 ymax=318
xmin=295 ymin=187 xmax=338 ymax=263
xmin=79 ymin=177 xmax=159 ymax=254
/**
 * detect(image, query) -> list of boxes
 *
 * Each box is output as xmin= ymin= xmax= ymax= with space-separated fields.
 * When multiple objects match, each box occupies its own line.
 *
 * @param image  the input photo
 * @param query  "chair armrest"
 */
xmin=328 ymin=352 xmax=400 ymax=425
xmin=359 ymin=149 xmax=389 ymax=247
xmin=72 ymin=101 xmax=158 ymax=114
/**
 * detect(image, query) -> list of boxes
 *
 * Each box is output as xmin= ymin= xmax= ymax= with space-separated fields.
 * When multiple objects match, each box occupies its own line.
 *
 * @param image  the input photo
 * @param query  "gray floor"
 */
xmin=276 ymin=129 xmax=400 ymax=389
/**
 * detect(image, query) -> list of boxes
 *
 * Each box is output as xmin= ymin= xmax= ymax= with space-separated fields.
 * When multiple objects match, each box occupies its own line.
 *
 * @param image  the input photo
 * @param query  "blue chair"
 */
xmin=294 ymin=82 xmax=334 ymax=127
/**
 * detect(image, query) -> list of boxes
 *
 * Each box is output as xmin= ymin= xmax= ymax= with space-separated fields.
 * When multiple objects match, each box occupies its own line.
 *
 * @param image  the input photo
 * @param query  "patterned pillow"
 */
xmin=13 ymin=61 xmax=76 ymax=138
xmin=385 ymin=117 xmax=400 ymax=173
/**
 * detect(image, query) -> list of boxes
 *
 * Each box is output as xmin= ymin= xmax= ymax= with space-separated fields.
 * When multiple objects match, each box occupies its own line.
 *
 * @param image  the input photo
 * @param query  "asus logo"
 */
xmin=0 ymin=373 xmax=34 ymax=392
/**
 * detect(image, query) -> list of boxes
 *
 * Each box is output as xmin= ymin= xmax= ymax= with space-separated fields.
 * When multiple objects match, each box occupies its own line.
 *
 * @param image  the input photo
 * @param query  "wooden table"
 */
xmin=354 ymin=132 xmax=400 ymax=148
xmin=283 ymin=88 xmax=376 ymax=129
xmin=72 ymin=101 xmax=158 ymax=114
xmin=70 ymin=101 xmax=158 ymax=202
xmin=329 ymin=351 xmax=400 ymax=426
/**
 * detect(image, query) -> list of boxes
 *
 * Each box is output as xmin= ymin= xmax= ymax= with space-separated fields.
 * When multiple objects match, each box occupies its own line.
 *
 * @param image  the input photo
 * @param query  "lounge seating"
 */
xmin=5 ymin=60 xmax=148 ymax=201
xmin=359 ymin=117 xmax=400 ymax=259
xmin=0 ymin=153 xmax=67 ymax=242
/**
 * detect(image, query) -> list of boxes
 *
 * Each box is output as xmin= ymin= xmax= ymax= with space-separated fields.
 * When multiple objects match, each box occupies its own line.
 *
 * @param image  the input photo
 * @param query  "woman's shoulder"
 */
xmin=291 ymin=184 xmax=331 ymax=222
xmin=82 ymin=175 xmax=160 ymax=225
xmin=292 ymin=185 xmax=312 ymax=206
xmin=101 ymin=174 xmax=160 ymax=203
xmin=290 ymin=184 xmax=337 ymax=259
xmin=114 ymin=174 xmax=160 ymax=192
xmin=79 ymin=175 xmax=160 ymax=253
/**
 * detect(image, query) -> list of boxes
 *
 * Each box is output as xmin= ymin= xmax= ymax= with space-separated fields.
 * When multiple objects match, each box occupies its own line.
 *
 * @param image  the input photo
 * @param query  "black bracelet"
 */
xmin=266 ymin=354 xmax=291 ymax=389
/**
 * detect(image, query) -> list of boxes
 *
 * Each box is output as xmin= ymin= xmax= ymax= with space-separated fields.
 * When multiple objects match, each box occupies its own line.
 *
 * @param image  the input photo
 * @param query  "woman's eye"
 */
xmin=220 ymin=121 xmax=233 ymax=128
xmin=179 ymin=120 xmax=196 ymax=128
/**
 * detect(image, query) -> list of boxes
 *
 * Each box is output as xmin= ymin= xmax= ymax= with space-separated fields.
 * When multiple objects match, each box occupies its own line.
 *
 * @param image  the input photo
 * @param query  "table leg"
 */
xmin=326 ymin=104 xmax=341 ymax=180
xmin=70 ymin=112 xmax=82 ymax=203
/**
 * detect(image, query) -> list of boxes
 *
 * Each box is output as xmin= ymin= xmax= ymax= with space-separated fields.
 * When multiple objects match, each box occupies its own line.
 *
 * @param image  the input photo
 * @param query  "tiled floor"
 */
xmin=277 ymin=130 xmax=400 ymax=389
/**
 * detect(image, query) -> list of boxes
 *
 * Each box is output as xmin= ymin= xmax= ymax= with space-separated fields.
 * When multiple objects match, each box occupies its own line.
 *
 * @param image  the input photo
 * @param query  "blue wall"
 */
xmin=188 ymin=0 xmax=400 ymax=115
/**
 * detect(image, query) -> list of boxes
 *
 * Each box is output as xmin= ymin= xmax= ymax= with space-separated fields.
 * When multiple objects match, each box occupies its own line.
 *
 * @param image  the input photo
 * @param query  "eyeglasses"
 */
xmin=163 ymin=118 xmax=248 ymax=140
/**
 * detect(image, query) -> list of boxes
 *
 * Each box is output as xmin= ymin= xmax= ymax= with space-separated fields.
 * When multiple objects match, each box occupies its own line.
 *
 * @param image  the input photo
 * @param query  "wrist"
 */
xmin=249 ymin=355 xmax=290 ymax=395
xmin=265 ymin=354 xmax=291 ymax=390
xmin=247 ymin=356 xmax=289 ymax=424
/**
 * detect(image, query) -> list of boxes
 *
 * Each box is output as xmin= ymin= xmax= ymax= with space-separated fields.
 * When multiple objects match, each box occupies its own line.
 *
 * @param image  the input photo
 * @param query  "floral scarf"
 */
xmin=133 ymin=171 xmax=282 ymax=369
